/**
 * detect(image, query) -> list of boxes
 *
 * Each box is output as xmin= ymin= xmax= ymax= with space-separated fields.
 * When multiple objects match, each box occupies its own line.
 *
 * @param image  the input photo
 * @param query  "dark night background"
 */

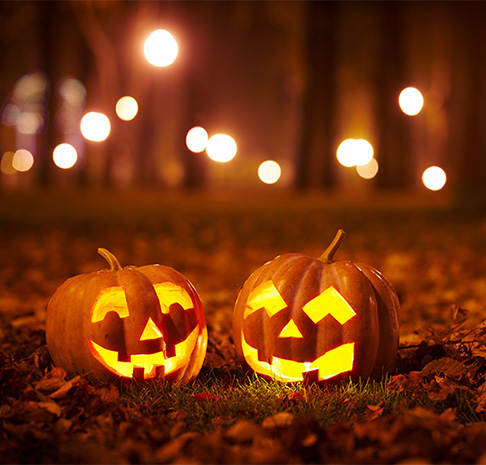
xmin=0 ymin=0 xmax=485 ymax=204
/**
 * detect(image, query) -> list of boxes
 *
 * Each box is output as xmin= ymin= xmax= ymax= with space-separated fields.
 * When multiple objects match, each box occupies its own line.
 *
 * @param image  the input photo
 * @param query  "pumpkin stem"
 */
xmin=98 ymin=248 xmax=122 ymax=271
xmin=319 ymin=229 xmax=346 ymax=263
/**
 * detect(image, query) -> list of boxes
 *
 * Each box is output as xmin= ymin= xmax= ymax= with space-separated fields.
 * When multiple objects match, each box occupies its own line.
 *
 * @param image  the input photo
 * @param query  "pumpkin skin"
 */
xmin=46 ymin=249 xmax=207 ymax=383
xmin=233 ymin=230 xmax=399 ymax=383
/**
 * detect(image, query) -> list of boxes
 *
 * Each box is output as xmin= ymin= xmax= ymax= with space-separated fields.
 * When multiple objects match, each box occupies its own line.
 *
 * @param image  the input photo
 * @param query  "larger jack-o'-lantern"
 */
xmin=233 ymin=230 xmax=399 ymax=383
xmin=46 ymin=249 xmax=207 ymax=383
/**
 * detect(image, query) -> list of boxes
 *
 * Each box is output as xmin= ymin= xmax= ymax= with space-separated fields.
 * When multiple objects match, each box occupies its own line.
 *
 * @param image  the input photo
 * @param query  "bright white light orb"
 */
xmin=186 ymin=126 xmax=209 ymax=153
xmin=80 ymin=112 xmax=111 ymax=142
xmin=116 ymin=96 xmax=138 ymax=121
xmin=354 ymin=139 xmax=374 ymax=166
xmin=144 ymin=29 xmax=178 ymax=67
xmin=356 ymin=158 xmax=379 ymax=180
xmin=422 ymin=166 xmax=446 ymax=191
xmin=337 ymin=139 xmax=357 ymax=167
xmin=258 ymin=160 xmax=281 ymax=185
xmin=206 ymin=134 xmax=237 ymax=162
xmin=399 ymin=87 xmax=424 ymax=116
xmin=337 ymin=139 xmax=374 ymax=167
xmin=53 ymin=143 xmax=78 ymax=169
xmin=12 ymin=149 xmax=34 ymax=172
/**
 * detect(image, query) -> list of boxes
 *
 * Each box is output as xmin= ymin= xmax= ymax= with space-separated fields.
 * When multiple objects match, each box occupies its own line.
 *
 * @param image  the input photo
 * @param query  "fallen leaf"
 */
xmin=225 ymin=420 xmax=263 ymax=443
xmin=193 ymin=392 xmax=219 ymax=402
xmin=262 ymin=412 xmax=294 ymax=429
xmin=48 ymin=375 xmax=81 ymax=399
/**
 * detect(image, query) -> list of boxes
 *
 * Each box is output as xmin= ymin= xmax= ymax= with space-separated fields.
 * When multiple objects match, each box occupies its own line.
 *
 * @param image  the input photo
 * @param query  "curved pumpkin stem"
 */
xmin=319 ymin=229 xmax=346 ymax=263
xmin=98 ymin=248 xmax=122 ymax=271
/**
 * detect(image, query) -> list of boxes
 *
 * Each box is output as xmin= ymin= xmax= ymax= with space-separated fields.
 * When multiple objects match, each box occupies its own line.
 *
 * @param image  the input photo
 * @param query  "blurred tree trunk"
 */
xmin=450 ymin=3 xmax=486 ymax=208
xmin=295 ymin=1 xmax=337 ymax=190
xmin=37 ymin=1 xmax=60 ymax=186
xmin=374 ymin=3 xmax=411 ymax=189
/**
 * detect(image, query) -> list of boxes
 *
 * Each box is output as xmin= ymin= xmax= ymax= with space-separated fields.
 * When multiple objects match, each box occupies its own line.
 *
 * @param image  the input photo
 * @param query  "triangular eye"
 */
xmin=278 ymin=319 xmax=304 ymax=338
xmin=140 ymin=317 xmax=163 ymax=341
xmin=302 ymin=286 xmax=356 ymax=325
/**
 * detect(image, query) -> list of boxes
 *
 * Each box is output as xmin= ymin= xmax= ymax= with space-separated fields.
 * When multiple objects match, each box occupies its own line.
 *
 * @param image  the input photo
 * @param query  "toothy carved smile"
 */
xmin=89 ymin=326 xmax=199 ymax=380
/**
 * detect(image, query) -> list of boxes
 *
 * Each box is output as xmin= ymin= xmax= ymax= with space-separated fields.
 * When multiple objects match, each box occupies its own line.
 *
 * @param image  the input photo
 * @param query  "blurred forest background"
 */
xmin=0 ymin=1 xmax=485 ymax=204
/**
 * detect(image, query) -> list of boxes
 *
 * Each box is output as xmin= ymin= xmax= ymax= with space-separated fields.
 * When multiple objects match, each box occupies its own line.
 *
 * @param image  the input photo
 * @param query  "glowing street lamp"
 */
xmin=337 ymin=139 xmax=374 ymax=167
xmin=80 ymin=112 xmax=111 ymax=142
xmin=12 ymin=149 xmax=34 ymax=172
xmin=144 ymin=29 xmax=178 ymax=67
xmin=422 ymin=166 xmax=447 ymax=191
xmin=53 ymin=143 xmax=78 ymax=169
xmin=399 ymin=87 xmax=424 ymax=116
xmin=356 ymin=158 xmax=379 ymax=180
xmin=186 ymin=126 xmax=209 ymax=153
xmin=116 ymin=96 xmax=138 ymax=121
xmin=206 ymin=134 xmax=237 ymax=162
xmin=258 ymin=160 xmax=281 ymax=185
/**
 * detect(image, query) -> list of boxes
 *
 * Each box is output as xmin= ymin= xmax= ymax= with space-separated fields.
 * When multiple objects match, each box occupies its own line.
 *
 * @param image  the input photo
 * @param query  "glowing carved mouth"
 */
xmin=89 ymin=326 xmax=200 ymax=379
xmin=241 ymin=332 xmax=354 ymax=382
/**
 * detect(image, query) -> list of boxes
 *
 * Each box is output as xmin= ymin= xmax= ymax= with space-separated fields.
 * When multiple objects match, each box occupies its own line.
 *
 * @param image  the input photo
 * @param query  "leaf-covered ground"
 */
xmin=2 ymin=188 xmax=486 ymax=464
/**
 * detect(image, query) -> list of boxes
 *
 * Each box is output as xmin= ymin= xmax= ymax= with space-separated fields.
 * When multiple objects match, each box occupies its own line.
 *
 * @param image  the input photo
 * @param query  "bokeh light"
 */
xmin=116 ymin=96 xmax=138 ymax=121
xmin=53 ymin=143 xmax=78 ymax=169
xmin=206 ymin=134 xmax=237 ymax=162
xmin=399 ymin=87 xmax=424 ymax=116
xmin=186 ymin=126 xmax=209 ymax=153
xmin=1 ymin=151 xmax=16 ymax=174
xmin=422 ymin=166 xmax=447 ymax=191
xmin=258 ymin=160 xmax=282 ymax=185
xmin=58 ymin=77 xmax=86 ymax=106
xmin=356 ymin=158 xmax=379 ymax=180
xmin=337 ymin=139 xmax=374 ymax=167
xmin=144 ymin=29 xmax=178 ymax=67
xmin=80 ymin=112 xmax=111 ymax=142
xmin=12 ymin=149 xmax=34 ymax=172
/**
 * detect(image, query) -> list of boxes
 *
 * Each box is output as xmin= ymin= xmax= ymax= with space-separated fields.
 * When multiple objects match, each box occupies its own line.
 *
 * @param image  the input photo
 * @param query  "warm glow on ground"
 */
xmin=186 ymin=126 xmax=209 ymax=153
xmin=206 ymin=134 xmax=237 ymax=162
xmin=12 ymin=149 xmax=34 ymax=172
xmin=337 ymin=139 xmax=374 ymax=167
xmin=399 ymin=87 xmax=424 ymax=116
xmin=53 ymin=143 xmax=78 ymax=169
xmin=144 ymin=29 xmax=178 ymax=67
xmin=422 ymin=166 xmax=447 ymax=191
xmin=80 ymin=112 xmax=111 ymax=142
xmin=356 ymin=158 xmax=379 ymax=179
xmin=258 ymin=160 xmax=281 ymax=184
xmin=116 ymin=96 xmax=139 ymax=121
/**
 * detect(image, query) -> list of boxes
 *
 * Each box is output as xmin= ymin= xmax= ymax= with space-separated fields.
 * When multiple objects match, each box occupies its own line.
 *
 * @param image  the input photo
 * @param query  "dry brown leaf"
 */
xmin=422 ymin=357 xmax=468 ymax=379
xmin=262 ymin=412 xmax=294 ymax=429
xmin=48 ymin=375 xmax=81 ymax=399
xmin=225 ymin=420 xmax=263 ymax=443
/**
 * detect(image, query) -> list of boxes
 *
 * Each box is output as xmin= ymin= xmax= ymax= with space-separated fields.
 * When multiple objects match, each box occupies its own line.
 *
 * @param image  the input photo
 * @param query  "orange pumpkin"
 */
xmin=233 ymin=230 xmax=399 ymax=383
xmin=46 ymin=249 xmax=207 ymax=383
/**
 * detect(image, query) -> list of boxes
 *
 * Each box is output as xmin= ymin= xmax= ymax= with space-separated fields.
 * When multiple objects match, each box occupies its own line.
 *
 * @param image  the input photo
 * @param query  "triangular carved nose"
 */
xmin=278 ymin=319 xmax=304 ymax=338
xmin=140 ymin=317 xmax=163 ymax=341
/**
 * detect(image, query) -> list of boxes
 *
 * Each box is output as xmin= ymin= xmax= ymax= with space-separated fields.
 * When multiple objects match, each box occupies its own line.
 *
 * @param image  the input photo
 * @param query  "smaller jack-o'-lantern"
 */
xmin=46 ymin=249 xmax=207 ymax=383
xmin=233 ymin=229 xmax=399 ymax=383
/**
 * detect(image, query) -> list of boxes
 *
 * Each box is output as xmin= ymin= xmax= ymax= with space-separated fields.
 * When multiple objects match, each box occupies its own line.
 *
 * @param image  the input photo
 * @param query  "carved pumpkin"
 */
xmin=233 ymin=230 xmax=399 ymax=383
xmin=46 ymin=249 xmax=207 ymax=383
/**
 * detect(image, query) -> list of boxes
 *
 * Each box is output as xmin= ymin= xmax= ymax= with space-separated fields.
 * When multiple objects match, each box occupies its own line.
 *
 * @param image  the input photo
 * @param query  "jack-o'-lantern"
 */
xmin=233 ymin=230 xmax=399 ymax=383
xmin=46 ymin=249 xmax=207 ymax=383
